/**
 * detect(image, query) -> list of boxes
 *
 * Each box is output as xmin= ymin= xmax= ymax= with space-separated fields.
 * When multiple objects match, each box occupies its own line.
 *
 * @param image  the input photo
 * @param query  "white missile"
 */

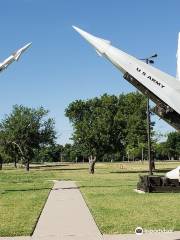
xmin=73 ymin=26 xmax=180 ymax=131
xmin=0 ymin=42 xmax=32 ymax=73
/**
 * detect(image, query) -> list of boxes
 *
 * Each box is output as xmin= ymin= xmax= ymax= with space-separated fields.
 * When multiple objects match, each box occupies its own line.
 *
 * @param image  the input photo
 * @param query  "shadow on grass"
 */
xmin=2 ymin=184 xmax=137 ymax=195
xmin=110 ymin=168 xmax=173 ymax=174
xmin=78 ymin=185 xmax=135 ymax=189
xmin=40 ymin=167 xmax=88 ymax=171
xmin=31 ymin=164 xmax=69 ymax=169
xmin=154 ymin=168 xmax=173 ymax=173
xmin=5 ymin=186 xmax=118 ymax=191
xmin=53 ymin=187 xmax=79 ymax=190
xmin=111 ymin=170 xmax=148 ymax=174
xmin=2 ymin=187 xmax=51 ymax=193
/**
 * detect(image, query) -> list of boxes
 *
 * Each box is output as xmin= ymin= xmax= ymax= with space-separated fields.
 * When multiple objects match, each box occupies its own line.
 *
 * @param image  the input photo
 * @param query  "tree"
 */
xmin=0 ymin=144 xmax=12 ymax=170
xmin=33 ymin=144 xmax=63 ymax=163
xmin=154 ymin=142 xmax=169 ymax=160
xmin=0 ymin=153 xmax=2 ymax=170
xmin=65 ymin=92 xmax=149 ymax=173
xmin=119 ymin=92 xmax=155 ymax=161
xmin=65 ymin=94 xmax=127 ymax=173
xmin=0 ymin=105 xmax=56 ymax=171
xmin=166 ymin=132 xmax=180 ymax=160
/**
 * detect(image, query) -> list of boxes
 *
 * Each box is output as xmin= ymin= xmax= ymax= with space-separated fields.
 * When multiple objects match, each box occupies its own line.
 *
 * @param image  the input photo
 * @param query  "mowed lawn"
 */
xmin=0 ymin=161 xmax=180 ymax=236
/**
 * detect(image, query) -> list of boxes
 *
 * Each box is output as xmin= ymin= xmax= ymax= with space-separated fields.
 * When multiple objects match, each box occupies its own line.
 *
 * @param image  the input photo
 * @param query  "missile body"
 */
xmin=0 ymin=42 xmax=32 ymax=73
xmin=73 ymin=26 xmax=180 ymax=131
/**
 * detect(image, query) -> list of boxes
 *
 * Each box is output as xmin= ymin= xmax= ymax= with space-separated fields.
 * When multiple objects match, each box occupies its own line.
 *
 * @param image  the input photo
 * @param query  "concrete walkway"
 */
xmin=32 ymin=181 xmax=102 ymax=240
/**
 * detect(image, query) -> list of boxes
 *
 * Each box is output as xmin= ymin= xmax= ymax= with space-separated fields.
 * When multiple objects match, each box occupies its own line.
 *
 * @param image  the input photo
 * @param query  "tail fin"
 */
xmin=176 ymin=32 xmax=180 ymax=80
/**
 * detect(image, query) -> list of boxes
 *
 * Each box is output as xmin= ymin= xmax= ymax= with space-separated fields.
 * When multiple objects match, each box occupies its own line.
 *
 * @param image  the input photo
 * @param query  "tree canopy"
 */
xmin=65 ymin=92 xmax=151 ymax=168
xmin=0 ymin=105 xmax=56 ymax=170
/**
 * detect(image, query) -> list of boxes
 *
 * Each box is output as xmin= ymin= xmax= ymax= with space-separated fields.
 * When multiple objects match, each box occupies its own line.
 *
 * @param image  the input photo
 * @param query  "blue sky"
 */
xmin=0 ymin=0 xmax=179 ymax=144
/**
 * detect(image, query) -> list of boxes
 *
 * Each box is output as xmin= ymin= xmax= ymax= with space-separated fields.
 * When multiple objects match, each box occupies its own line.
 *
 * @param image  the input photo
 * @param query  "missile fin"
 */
xmin=95 ymin=50 xmax=103 ymax=57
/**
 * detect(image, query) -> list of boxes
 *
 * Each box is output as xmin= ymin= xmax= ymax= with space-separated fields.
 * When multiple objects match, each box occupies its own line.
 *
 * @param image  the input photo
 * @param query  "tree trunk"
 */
xmin=127 ymin=152 xmax=130 ymax=162
xmin=89 ymin=155 xmax=96 ymax=174
xmin=14 ymin=158 xmax=17 ymax=168
xmin=151 ymin=160 xmax=155 ymax=171
xmin=141 ymin=147 xmax=144 ymax=161
xmin=26 ymin=160 xmax=30 ymax=171
xmin=151 ymin=151 xmax=155 ymax=170
xmin=0 ymin=154 xmax=3 ymax=170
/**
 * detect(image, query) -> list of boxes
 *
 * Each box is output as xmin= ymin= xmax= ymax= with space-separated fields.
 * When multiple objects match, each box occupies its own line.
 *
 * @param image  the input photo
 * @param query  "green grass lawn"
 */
xmin=0 ymin=161 xmax=180 ymax=236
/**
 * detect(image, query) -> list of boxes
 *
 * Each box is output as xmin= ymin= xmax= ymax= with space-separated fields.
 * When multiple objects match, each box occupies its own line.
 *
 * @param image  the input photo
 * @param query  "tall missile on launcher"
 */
xmin=0 ymin=42 xmax=32 ymax=73
xmin=73 ymin=26 xmax=180 ymax=131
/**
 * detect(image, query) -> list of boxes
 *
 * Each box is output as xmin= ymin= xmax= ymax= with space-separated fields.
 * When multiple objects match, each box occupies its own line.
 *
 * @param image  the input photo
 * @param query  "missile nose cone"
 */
xmin=72 ymin=25 xmax=111 ymax=55
xmin=14 ymin=42 xmax=32 ymax=61
xmin=72 ymin=26 xmax=90 ymax=38
xmin=72 ymin=25 xmax=98 ymax=46
xmin=27 ymin=42 xmax=32 ymax=47
xmin=23 ymin=42 xmax=32 ymax=50
xmin=72 ymin=26 xmax=82 ymax=34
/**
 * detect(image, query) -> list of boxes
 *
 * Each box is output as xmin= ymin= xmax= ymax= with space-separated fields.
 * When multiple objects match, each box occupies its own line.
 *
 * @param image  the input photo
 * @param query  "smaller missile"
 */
xmin=12 ymin=42 xmax=32 ymax=61
xmin=0 ymin=42 xmax=32 ymax=73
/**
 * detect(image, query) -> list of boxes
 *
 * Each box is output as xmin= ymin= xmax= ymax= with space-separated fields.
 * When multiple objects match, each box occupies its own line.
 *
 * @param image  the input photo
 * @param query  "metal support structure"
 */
xmin=143 ymin=55 xmax=157 ymax=175
xmin=146 ymin=95 xmax=153 ymax=175
xmin=145 ymin=58 xmax=152 ymax=175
